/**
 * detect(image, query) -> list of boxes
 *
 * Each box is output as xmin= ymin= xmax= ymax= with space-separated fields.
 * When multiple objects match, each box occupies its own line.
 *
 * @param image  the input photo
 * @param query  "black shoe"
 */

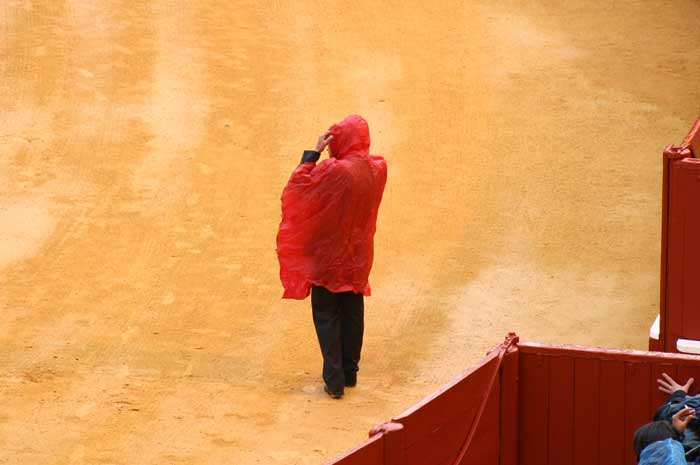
xmin=344 ymin=373 xmax=357 ymax=387
xmin=324 ymin=385 xmax=343 ymax=399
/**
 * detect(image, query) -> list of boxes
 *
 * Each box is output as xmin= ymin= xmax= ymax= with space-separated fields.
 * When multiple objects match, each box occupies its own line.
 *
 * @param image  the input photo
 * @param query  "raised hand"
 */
xmin=314 ymin=130 xmax=333 ymax=153
xmin=658 ymin=373 xmax=694 ymax=395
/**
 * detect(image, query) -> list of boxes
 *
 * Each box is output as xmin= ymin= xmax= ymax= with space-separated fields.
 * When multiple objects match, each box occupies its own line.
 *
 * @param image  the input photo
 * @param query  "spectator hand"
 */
xmin=672 ymin=407 xmax=696 ymax=433
xmin=658 ymin=373 xmax=694 ymax=394
xmin=314 ymin=130 xmax=333 ymax=153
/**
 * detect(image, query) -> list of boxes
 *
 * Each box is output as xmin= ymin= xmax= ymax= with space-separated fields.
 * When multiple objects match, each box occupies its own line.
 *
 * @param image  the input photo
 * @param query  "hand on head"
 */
xmin=314 ymin=130 xmax=333 ymax=154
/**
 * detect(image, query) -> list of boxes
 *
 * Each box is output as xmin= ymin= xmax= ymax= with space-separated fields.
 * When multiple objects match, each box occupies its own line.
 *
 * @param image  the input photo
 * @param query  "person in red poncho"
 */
xmin=277 ymin=115 xmax=387 ymax=399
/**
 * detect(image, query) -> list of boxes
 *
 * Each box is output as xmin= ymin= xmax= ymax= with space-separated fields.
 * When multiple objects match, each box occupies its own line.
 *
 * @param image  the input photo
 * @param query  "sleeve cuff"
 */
xmin=670 ymin=390 xmax=688 ymax=403
xmin=674 ymin=429 xmax=685 ymax=442
xmin=301 ymin=150 xmax=321 ymax=164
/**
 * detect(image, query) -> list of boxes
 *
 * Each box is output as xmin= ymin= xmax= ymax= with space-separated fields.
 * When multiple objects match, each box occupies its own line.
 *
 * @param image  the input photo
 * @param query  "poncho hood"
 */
xmin=329 ymin=115 xmax=370 ymax=159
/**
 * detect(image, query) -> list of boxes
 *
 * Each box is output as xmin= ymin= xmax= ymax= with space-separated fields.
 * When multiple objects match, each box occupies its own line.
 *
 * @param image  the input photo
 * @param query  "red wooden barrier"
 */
xmin=666 ymin=158 xmax=700 ymax=349
xmin=325 ymin=333 xmax=518 ymax=465
xmin=517 ymin=343 xmax=700 ymax=465
xmin=326 ymin=335 xmax=700 ymax=465
xmin=655 ymin=116 xmax=700 ymax=353
xmin=389 ymin=350 xmax=501 ymax=465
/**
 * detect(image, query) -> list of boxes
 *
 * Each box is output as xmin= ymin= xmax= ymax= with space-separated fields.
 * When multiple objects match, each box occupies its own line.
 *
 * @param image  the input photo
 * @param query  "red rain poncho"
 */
xmin=277 ymin=115 xmax=387 ymax=299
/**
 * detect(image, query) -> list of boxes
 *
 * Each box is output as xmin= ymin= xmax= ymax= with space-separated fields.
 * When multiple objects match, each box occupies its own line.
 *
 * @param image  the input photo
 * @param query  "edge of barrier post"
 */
xmin=660 ymin=142 xmax=693 ymax=352
xmin=369 ymin=422 xmax=405 ymax=465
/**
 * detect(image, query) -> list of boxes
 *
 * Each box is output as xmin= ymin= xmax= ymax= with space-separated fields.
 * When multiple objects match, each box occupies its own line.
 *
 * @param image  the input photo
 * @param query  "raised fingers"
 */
xmin=658 ymin=376 xmax=675 ymax=394
xmin=677 ymin=407 xmax=695 ymax=425
xmin=684 ymin=377 xmax=695 ymax=392
xmin=661 ymin=373 xmax=677 ymax=384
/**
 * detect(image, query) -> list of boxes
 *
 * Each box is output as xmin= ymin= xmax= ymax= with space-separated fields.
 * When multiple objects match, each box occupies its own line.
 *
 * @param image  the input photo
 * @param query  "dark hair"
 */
xmin=633 ymin=421 xmax=677 ymax=460
xmin=653 ymin=404 xmax=666 ymax=422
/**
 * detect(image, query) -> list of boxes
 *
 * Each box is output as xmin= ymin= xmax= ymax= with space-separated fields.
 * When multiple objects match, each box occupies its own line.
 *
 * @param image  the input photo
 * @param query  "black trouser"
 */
xmin=311 ymin=285 xmax=364 ymax=393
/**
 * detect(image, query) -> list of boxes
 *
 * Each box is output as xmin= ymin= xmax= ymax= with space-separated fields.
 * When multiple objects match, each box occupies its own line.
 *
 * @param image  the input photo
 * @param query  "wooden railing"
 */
xmin=327 ymin=334 xmax=700 ymax=465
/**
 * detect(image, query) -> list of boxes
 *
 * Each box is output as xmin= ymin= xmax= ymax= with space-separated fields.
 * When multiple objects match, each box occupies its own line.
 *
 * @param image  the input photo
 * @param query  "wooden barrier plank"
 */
xmin=519 ymin=342 xmax=700 ymax=363
xmin=396 ymin=354 xmax=499 ymax=449
xmin=573 ymin=358 xmax=599 ymax=465
xmin=599 ymin=360 xmax=625 ymax=465
xmin=624 ymin=363 xmax=651 ymax=465
xmin=660 ymin=118 xmax=699 ymax=351
xmin=675 ymin=160 xmax=700 ymax=341
xmin=666 ymin=160 xmax=700 ymax=348
xmin=659 ymin=149 xmax=677 ymax=353
xmin=519 ymin=353 xmax=549 ymax=465
xmin=402 ymin=358 xmax=502 ymax=465
xmin=499 ymin=349 xmax=519 ymax=465
xmin=460 ymin=378 xmax=500 ymax=465
xmin=677 ymin=365 xmax=700 ymax=395
xmin=665 ymin=158 xmax=683 ymax=351
xmin=548 ymin=356 xmax=574 ymax=465
xmin=405 ymin=413 xmax=475 ymax=465
xmin=425 ymin=389 xmax=501 ymax=465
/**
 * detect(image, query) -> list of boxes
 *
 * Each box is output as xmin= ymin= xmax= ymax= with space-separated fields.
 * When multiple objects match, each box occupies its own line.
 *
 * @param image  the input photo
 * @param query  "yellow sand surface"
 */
xmin=1 ymin=1 xmax=699 ymax=463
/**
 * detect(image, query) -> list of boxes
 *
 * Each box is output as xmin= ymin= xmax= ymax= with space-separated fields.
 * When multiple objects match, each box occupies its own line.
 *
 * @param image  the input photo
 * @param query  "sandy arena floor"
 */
xmin=1 ymin=1 xmax=700 ymax=464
